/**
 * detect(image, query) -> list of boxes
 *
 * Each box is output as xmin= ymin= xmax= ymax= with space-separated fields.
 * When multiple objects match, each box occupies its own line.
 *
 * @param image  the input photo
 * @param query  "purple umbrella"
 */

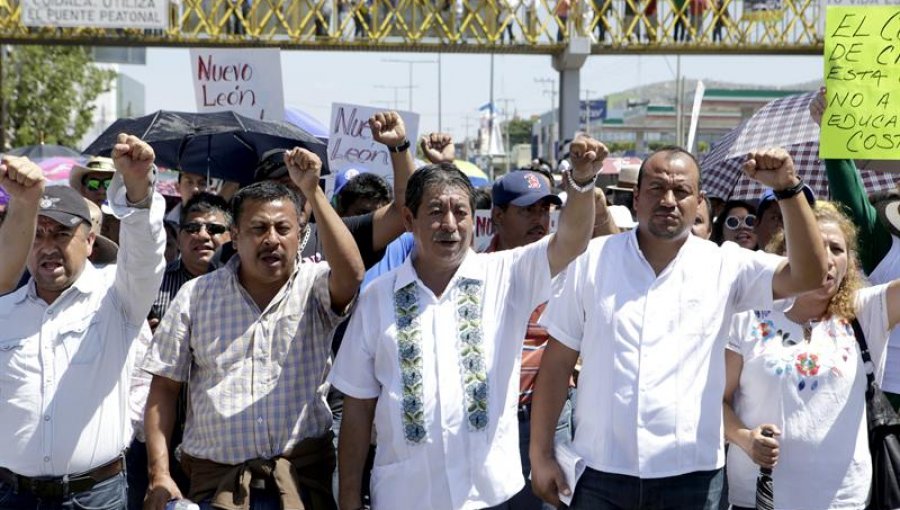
xmin=0 ymin=186 xmax=9 ymax=207
xmin=284 ymin=106 xmax=328 ymax=141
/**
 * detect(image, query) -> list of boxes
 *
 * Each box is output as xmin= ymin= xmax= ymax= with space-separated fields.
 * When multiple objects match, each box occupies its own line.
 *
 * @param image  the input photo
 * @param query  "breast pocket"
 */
xmin=0 ymin=336 xmax=34 ymax=393
xmin=59 ymin=317 xmax=102 ymax=365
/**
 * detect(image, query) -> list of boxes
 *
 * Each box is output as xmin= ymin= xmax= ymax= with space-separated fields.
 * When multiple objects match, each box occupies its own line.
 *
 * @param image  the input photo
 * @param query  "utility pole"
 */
xmin=487 ymin=53 xmax=495 ymax=180
xmin=374 ymin=84 xmax=415 ymax=111
xmin=497 ymin=97 xmax=514 ymax=175
xmin=535 ymin=77 xmax=558 ymax=162
xmin=675 ymin=55 xmax=683 ymax=147
xmin=582 ymin=88 xmax=595 ymax=136
xmin=463 ymin=115 xmax=474 ymax=160
xmin=382 ymin=58 xmax=437 ymax=112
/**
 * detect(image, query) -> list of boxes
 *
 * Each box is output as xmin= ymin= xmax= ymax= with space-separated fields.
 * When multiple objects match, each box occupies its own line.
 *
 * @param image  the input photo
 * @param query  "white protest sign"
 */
xmin=190 ymin=48 xmax=284 ymax=121
xmin=22 ymin=0 xmax=168 ymax=29
xmin=686 ymin=80 xmax=706 ymax=153
xmin=327 ymin=103 xmax=420 ymax=187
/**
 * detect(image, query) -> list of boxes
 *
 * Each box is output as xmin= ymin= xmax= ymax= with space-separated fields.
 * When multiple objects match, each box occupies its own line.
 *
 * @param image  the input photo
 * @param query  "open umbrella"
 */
xmin=453 ymin=159 xmax=491 ymax=187
xmin=37 ymin=156 xmax=86 ymax=185
xmin=701 ymin=92 xmax=896 ymax=201
xmin=82 ymin=110 xmax=328 ymax=185
xmin=284 ymin=106 xmax=329 ymax=141
xmin=7 ymin=143 xmax=81 ymax=159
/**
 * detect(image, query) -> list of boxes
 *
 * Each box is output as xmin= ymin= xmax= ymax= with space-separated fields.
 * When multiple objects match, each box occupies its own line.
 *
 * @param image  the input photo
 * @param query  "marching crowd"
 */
xmin=0 ymin=92 xmax=898 ymax=510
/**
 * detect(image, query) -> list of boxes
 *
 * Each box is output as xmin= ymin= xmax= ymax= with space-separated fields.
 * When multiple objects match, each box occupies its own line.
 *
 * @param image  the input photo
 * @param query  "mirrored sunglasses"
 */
xmin=83 ymin=177 xmax=113 ymax=191
xmin=181 ymin=221 xmax=229 ymax=235
xmin=725 ymin=214 xmax=757 ymax=230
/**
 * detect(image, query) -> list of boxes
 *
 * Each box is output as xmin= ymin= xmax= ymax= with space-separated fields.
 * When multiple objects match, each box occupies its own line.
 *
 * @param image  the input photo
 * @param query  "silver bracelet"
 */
xmin=566 ymin=170 xmax=596 ymax=193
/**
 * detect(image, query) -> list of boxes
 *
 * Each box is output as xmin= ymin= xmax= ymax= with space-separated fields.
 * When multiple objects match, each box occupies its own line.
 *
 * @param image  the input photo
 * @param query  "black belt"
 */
xmin=0 ymin=457 xmax=124 ymax=500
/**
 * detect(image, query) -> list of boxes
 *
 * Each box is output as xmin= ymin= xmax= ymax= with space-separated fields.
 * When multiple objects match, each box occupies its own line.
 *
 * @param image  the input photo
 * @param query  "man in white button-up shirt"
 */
xmin=330 ymin=136 xmax=607 ymax=510
xmin=530 ymin=147 xmax=828 ymax=509
xmin=0 ymin=135 xmax=166 ymax=510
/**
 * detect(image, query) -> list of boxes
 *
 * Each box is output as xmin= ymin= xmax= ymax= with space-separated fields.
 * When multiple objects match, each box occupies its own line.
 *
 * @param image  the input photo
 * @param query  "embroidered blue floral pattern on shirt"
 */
xmin=456 ymin=277 xmax=488 ymax=431
xmin=394 ymin=281 xmax=426 ymax=444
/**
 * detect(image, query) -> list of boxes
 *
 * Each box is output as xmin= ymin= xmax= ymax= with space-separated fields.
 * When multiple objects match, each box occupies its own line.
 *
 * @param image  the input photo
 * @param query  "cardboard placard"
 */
xmin=190 ymin=48 xmax=284 ymax=122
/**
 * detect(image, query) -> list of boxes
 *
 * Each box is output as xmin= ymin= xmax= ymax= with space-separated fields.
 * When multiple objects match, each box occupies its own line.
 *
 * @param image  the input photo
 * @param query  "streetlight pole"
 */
xmin=382 ymin=58 xmax=437 ymax=113
xmin=497 ymin=97 xmax=514 ymax=175
xmin=535 ymin=77 xmax=558 ymax=162
xmin=582 ymin=88 xmax=595 ymax=136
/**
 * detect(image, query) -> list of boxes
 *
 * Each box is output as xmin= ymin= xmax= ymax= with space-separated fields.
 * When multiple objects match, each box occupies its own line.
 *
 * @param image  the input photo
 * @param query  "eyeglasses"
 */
xmin=83 ymin=177 xmax=112 ymax=191
xmin=181 ymin=221 xmax=229 ymax=236
xmin=725 ymin=214 xmax=757 ymax=230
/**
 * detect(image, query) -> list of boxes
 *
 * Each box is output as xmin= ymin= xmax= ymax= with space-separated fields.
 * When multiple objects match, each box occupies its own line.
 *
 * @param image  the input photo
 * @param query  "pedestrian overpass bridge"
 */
xmin=0 ymin=0 xmax=823 ymax=54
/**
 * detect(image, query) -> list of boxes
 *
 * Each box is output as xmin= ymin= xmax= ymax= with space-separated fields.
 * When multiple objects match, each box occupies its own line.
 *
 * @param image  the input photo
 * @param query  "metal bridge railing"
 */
xmin=0 ymin=0 xmax=824 ymax=54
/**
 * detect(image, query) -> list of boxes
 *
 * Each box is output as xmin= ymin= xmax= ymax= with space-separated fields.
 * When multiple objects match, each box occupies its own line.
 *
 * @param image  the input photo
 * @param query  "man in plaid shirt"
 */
xmin=142 ymin=148 xmax=364 ymax=510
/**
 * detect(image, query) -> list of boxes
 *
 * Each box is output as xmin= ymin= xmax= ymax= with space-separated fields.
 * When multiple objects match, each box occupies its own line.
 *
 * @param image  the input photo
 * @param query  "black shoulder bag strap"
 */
xmin=850 ymin=318 xmax=877 ymax=400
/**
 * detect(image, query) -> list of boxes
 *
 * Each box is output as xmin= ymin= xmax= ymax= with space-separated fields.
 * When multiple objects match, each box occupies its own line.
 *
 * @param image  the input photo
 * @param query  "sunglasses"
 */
xmin=181 ymin=221 xmax=229 ymax=236
xmin=725 ymin=214 xmax=757 ymax=230
xmin=83 ymin=177 xmax=113 ymax=191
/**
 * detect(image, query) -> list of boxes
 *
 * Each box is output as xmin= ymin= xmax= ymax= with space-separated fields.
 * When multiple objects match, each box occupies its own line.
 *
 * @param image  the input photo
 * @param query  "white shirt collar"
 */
xmin=394 ymin=248 xmax=482 ymax=294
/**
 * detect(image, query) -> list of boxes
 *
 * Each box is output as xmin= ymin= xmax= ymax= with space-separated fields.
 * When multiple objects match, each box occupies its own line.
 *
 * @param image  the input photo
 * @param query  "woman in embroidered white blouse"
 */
xmin=723 ymin=201 xmax=900 ymax=510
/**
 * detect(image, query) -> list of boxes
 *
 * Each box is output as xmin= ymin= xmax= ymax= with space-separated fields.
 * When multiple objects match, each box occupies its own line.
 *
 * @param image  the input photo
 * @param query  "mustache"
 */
xmin=527 ymin=226 xmax=547 ymax=236
xmin=433 ymin=231 xmax=462 ymax=242
xmin=653 ymin=206 xmax=679 ymax=217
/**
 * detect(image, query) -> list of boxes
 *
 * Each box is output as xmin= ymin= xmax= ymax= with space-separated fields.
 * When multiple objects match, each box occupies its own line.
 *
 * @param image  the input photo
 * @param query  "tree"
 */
xmin=505 ymin=117 xmax=536 ymax=147
xmin=1 ymin=46 xmax=116 ymax=150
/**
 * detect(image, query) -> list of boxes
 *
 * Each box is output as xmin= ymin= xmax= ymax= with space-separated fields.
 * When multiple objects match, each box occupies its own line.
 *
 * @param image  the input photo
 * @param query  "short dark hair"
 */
xmin=473 ymin=187 xmax=492 ymax=210
xmin=180 ymin=192 xmax=232 ymax=227
xmin=405 ymin=162 xmax=475 ymax=217
xmin=637 ymin=146 xmax=702 ymax=192
xmin=335 ymin=173 xmax=392 ymax=216
xmin=230 ymin=181 xmax=304 ymax=226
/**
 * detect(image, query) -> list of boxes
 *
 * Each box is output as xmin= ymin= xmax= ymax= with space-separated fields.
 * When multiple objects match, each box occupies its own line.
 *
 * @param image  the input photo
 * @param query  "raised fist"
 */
xmin=112 ymin=133 xmax=155 ymax=179
xmin=284 ymin=147 xmax=322 ymax=197
xmin=743 ymin=148 xmax=799 ymax=191
xmin=0 ymin=156 xmax=46 ymax=202
xmin=568 ymin=135 xmax=609 ymax=181
xmin=420 ymin=133 xmax=455 ymax=164
xmin=369 ymin=112 xmax=407 ymax=148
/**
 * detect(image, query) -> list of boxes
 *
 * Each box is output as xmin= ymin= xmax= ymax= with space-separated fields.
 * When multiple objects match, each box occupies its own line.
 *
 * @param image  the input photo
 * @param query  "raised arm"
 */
xmin=547 ymin=135 xmax=607 ymax=276
xmin=811 ymin=88 xmax=891 ymax=274
xmin=108 ymin=134 xmax=167 ymax=325
xmin=368 ymin=112 xmax=416 ymax=251
xmin=285 ymin=148 xmax=364 ymax=312
xmin=0 ymin=157 xmax=44 ymax=293
xmin=743 ymin=149 xmax=827 ymax=299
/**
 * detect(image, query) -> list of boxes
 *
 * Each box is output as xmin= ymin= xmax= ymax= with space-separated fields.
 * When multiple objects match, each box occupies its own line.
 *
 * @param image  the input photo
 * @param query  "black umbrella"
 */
xmin=755 ymin=428 xmax=775 ymax=510
xmin=7 ymin=143 xmax=82 ymax=159
xmin=82 ymin=110 xmax=328 ymax=184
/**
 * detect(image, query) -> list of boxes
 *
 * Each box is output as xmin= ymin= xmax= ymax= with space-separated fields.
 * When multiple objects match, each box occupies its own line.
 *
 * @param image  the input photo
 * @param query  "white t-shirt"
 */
xmin=726 ymin=285 xmax=892 ymax=510
xmin=330 ymin=237 xmax=552 ymax=510
xmin=866 ymin=234 xmax=900 ymax=393
xmin=540 ymin=232 xmax=784 ymax=478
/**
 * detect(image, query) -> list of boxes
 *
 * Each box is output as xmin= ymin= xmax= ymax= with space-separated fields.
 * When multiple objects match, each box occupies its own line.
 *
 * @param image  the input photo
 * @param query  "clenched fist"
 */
xmin=420 ymin=133 xmax=455 ymax=164
xmin=0 ymin=156 xmax=46 ymax=202
xmin=284 ymin=147 xmax=322 ymax=197
xmin=369 ymin=112 xmax=407 ymax=149
xmin=568 ymin=135 xmax=609 ymax=182
xmin=743 ymin=148 xmax=799 ymax=192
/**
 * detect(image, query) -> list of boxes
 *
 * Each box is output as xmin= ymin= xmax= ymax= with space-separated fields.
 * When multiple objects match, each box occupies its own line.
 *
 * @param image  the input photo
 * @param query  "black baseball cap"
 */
xmin=492 ymin=171 xmax=562 ymax=208
xmin=38 ymin=186 xmax=92 ymax=228
xmin=254 ymin=149 xmax=289 ymax=182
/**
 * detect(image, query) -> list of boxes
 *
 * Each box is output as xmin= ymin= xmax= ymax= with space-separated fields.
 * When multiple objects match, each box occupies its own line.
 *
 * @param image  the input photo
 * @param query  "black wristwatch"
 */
xmin=387 ymin=139 xmax=410 ymax=153
xmin=773 ymin=179 xmax=805 ymax=201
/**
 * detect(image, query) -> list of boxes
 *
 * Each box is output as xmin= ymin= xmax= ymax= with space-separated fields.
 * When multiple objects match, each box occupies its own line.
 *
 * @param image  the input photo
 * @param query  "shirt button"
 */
xmin=44 ymin=415 xmax=51 ymax=421
xmin=43 ymin=456 xmax=50 ymax=462
xmin=47 ymin=310 xmax=53 ymax=315
xmin=257 ymin=417 xmax=263 ymax=424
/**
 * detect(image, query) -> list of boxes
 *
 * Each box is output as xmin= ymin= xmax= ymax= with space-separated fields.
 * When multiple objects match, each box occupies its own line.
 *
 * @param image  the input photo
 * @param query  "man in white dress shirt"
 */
xmin=329 ymin=136 xmax=607 ymax=510
xmin=529 ymin=147 xmax=829 ymax=509
xmin=0 ymin=135 xmax=166 ymax=510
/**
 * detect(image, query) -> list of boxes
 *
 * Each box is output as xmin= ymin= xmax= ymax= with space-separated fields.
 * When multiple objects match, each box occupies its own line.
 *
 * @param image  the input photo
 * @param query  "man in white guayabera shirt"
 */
xmin=329 ymin=136 xmax=608 ymax=510
xmin=529 ymin=147 xmax=829 ymax=510
xmin=0 ymin=135 xmax=166 ymax=510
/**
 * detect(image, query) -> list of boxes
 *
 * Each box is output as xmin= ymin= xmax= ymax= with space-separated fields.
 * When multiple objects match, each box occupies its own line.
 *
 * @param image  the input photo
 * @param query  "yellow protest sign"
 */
xmin=822 ymin=6 xmax=900 ymax=160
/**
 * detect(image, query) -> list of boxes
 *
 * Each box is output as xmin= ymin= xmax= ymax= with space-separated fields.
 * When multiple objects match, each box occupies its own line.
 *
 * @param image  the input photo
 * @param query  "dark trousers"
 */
xmin=125 ymin=440 xmax=148 ymax=510
xmin=566 ymin=467 xmax=724 ymax=510
xmin=0 ymin=472 xmax=127 ymax=510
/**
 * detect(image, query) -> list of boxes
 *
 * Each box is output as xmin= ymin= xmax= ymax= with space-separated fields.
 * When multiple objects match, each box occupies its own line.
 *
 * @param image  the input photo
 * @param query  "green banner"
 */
xmin=821 ymin=6 xmax=900 ymax=160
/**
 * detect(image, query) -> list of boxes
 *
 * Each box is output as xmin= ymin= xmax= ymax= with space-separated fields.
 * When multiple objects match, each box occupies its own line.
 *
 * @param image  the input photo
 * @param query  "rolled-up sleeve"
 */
xmin=142 ymin=279 xmax=195 ymax=382
xmin=106 ymin=173 xmax=167 ymax=326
